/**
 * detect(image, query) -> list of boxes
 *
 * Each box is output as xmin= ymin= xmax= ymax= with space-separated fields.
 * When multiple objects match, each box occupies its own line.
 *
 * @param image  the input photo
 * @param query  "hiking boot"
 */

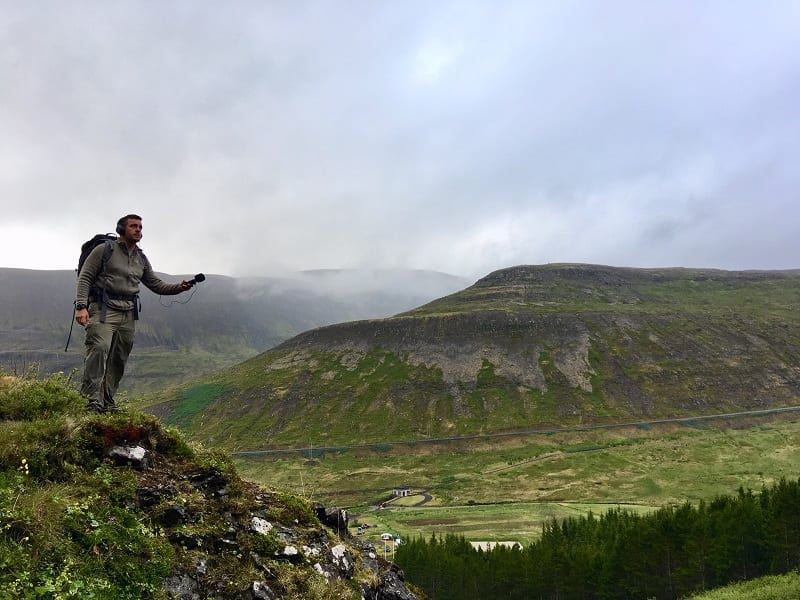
xmin=86 ymin=402 xmax=105 ymax=414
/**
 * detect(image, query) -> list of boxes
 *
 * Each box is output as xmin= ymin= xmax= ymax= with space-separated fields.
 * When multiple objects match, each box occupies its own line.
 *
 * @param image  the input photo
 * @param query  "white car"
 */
xmin=381 ymin=533 xmax=393 ymax=541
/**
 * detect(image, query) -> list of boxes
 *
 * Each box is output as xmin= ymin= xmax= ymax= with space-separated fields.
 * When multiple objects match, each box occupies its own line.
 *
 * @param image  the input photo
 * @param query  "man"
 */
xmin=75 ymin=214 xmax=193 ymax=413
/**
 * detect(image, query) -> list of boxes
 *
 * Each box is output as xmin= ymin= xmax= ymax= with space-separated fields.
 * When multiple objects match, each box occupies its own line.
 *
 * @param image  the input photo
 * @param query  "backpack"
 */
xmin=76 ymin=233 xmax=118 ymax=277
xmin=65 ymin=233 xmax=147 ymax=351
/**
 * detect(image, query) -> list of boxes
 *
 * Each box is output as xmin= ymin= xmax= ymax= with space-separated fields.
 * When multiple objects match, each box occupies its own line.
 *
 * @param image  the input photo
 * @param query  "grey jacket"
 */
xmin=76 ymin=239 xmax=183 ymax=311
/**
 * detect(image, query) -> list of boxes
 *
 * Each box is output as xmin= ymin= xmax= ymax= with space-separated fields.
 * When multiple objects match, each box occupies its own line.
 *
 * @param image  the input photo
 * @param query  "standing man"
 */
xmin=75 ymin=214 xmax=193 ymax=413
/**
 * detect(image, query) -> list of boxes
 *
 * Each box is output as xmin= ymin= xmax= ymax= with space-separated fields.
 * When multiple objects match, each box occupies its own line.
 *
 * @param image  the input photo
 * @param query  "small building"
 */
xmin=469 ymin=541 xmax=523 ymax=552
xmin=393 ymin=485 xmax=412 ymax=497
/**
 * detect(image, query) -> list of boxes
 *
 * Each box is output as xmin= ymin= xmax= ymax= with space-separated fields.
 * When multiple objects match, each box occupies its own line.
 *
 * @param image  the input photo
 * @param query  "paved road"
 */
xmin=231 ymin=405 xmax=800 ymax=457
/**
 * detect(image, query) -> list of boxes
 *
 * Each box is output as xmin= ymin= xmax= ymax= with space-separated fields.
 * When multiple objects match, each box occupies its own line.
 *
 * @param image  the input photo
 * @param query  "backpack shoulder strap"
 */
xmin=101 ymin=239 xmax=114 ymax=269
xmin=94 ymin=240 xmax=116 ymax=323
xmin=138 ymin=248 xmax=152 ymax=271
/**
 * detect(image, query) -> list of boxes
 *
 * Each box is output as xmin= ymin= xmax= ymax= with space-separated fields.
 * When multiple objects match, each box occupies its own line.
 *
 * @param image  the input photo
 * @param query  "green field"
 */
xmin=350 ymin=501 xmax=656 ymax=547
xmin=685 ymin=572 xmax=800 ymax=600
xmin=234 ymin=413 xmax=800 ymax=546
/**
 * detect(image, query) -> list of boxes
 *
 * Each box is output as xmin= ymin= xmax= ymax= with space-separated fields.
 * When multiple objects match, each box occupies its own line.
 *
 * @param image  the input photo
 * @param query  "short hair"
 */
xmin=116 ymin=214 xmax=142 ymax=235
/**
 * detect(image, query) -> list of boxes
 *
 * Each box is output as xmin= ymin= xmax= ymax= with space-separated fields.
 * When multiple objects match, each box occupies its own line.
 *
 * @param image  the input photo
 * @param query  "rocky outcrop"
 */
xmin=270 ymin=264 xmax=800 ymax=418
xmin=110 ymin=438 xmax=421 ymax=600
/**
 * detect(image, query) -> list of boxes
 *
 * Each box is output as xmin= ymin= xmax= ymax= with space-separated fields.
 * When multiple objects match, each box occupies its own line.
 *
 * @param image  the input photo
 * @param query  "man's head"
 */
xmin=116 ymin=214 xmax=143 ymax=243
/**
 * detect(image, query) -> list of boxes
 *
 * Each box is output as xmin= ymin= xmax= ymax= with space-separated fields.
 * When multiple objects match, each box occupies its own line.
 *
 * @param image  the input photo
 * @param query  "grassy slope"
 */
xmin=684 ymin=572 xmax=800 ymax=600
xmin=0 ymin=373 xmax=407 ymax=600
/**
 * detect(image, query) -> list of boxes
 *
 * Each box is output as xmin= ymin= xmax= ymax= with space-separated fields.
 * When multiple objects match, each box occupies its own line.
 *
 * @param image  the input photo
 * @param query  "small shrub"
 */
xmin=0 ymin=371 xmax=84 ymax=421
xmin=277 ymin=565 xmax=353 ymax=600
xmin=252 ymin=528 xmax=283 ymax=556
xmin=267 ymin=493 xmax=318 ymax=527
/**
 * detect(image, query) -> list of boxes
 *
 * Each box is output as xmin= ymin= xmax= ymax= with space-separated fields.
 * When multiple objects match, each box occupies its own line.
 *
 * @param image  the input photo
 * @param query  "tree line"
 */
xmin=395 ymin=477 xmax=800 ymax=599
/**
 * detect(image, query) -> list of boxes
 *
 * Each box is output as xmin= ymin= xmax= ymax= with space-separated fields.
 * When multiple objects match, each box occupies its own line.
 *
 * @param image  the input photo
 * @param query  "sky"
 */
xmin=2 ymin=1 xmax=799 ymax=280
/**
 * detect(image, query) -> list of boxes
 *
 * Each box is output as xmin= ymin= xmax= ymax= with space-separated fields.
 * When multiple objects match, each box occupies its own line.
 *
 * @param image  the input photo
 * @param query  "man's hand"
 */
xmin=178 ymin=280 xmax=192 ymax=292
xmin=75 ymin=308 xmax=90 ymax=326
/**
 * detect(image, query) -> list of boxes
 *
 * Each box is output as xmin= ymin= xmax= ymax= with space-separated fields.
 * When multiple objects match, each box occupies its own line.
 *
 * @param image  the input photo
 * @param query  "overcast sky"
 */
xmin=2 ymin=1 xmax=799 ymax=280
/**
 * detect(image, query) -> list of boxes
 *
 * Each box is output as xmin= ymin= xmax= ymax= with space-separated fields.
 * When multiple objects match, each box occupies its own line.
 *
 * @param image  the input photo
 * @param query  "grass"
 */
xmin=352 ymin=502 xmax=655 ymax=547
xmin=0 ymin=370 xmax=403 ymax=600
xmin=406 ymin=269 xmax=800 ymax=319
xmin=0 ymin=373 xmax=179 ymax=598
xmin=684 ymin=571 xmax=800 ymax=599
xmin=163 ymin=383 xmax=230 ymax=428
xmin=233 ymin=413 xmax=800 ymax=546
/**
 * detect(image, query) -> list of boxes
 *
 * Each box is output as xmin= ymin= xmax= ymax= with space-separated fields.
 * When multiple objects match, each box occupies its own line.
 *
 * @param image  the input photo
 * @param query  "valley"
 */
xmin=231 ymin=410 xmax=800 ymax=546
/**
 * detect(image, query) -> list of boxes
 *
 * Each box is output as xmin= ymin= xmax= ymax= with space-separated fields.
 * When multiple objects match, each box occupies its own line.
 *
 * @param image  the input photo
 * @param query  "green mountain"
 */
xmin=147 ymin=264 xmax=800 ymax=450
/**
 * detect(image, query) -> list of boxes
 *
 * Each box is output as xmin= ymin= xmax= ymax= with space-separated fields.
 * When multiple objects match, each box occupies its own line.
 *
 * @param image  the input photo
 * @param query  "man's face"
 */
xmin=123 ymin=219 xmax=143 ymax=243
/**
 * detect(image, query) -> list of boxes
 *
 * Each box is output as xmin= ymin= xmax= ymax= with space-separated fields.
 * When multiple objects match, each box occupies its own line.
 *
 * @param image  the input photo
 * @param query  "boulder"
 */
xmin=107 ymin=445 xmax=152 ymax=469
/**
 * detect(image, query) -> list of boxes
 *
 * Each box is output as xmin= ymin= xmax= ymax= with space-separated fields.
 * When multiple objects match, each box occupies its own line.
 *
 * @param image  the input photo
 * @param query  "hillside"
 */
xmin=0 ymin=373 xmax=421 ymax=599
xmin=0 ymin=267 xmax=467 ymax=393
xmin=145 ymin=264 xmax=800 ymax=450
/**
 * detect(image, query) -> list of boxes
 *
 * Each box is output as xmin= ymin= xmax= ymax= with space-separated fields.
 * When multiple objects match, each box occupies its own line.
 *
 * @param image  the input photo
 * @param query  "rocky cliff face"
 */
xmin=97 ymin=421 xmax=421 ymax=600
xmin=273 ymin=264 xmax=800 ymax=416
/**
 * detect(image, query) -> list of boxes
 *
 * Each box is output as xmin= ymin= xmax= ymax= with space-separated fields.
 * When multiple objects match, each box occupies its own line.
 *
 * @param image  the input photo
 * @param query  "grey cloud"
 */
xmin=1 ymin=1 xmax=799 ymax=278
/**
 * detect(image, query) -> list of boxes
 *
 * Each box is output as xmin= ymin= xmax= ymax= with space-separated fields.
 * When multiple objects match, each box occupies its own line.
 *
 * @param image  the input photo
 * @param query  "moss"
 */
xmin=251 ymin=528 xmax=283 ymax=556
xmin=266 ymin=493 xmax=318 ymax=527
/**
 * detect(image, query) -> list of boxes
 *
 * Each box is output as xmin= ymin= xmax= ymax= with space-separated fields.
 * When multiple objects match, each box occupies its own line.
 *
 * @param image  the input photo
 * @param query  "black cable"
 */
xmin=158 ymin=286 xmax=198 ymax=308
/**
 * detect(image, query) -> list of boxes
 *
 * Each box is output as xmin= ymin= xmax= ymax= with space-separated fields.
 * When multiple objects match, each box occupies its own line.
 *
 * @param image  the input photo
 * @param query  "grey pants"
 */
xmin=80 ymin=304 xmax=135 ymax=410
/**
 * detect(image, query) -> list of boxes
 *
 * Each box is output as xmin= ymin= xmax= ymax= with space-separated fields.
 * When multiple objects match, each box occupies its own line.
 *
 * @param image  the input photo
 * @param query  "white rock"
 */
xmin=251 ymin=517 xmax=273 ymax=535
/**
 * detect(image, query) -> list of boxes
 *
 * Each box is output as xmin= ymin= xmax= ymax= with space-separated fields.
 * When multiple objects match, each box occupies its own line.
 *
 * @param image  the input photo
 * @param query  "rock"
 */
xmin=168 ymin=531 xmax=204 ymax=550
xmin=250 ymin=552 xmax=276 ymax=578
xmin=314 ymin=562 xmax=328 ymax=578
xmin=189 ymin=470 xmax=229 ymax=497
xmin=214 ymin=537 xmax=239 ymax=551
xmin=163 ymin=574 xmax=199 ymax=599
xmin=375 ymin=566 xmax=418 ymax=600
xmin=252 ymin=581 xmax=277 ymax=600
xmin=274 ymin=524 xmax=298 ymax=544
xmin=315 ymin=504 xmax=349 ymax=538
xmin=97 ymin=427 xmax=422 ymax=599
xmin=157 ymin=504 xmax=188 ymax=527
xmin=277 ymin=545 xmax=302 ymax=563
xmin=107 ymin=445 xmax=152 ymax=469
xmin=194 ymin=557 xmax=210 ymax=575
xmin=250 ymin=516 xmax=273 ymax=535
xmin=136 ymin=483 xmax=177 ymax=508
xmin=329 ymin=543 xmax=355 ymax=578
